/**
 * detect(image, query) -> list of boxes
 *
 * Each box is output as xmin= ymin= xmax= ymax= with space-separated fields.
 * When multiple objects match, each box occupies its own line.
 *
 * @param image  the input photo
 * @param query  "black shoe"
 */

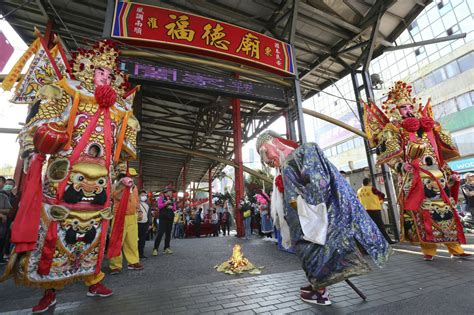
xmin=388 ymin=240 xmax=397 ymax=245
xmin=140 ymin=255 xmax=148 ymax=260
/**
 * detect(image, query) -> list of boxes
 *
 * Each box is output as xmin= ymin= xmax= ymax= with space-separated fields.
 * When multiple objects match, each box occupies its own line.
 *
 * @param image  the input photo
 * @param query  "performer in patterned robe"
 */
xmin=0 ymin=36 xmax=140 ymax=313
xmin=256 ymin=131 xmax=390 ymax=306
xmin=364 ymin=81 xmax=471 ymax=261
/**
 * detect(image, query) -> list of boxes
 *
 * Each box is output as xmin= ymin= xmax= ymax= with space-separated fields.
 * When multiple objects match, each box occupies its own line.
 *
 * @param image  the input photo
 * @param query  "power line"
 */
xmin=317 ymin=89 xmax=356 ymax=103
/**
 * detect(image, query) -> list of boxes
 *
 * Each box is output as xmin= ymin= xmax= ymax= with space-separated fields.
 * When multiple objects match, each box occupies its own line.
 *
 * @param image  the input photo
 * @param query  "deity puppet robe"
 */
xmin=1 ymin=75 xmax=139 ymax=288
xmin=372 ymin=115 xmax=465 ymax=246
xmin=281 ymin=143 xmax=391 ymax=289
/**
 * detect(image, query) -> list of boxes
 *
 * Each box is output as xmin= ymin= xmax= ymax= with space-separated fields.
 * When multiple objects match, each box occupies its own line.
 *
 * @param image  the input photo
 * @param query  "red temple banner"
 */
xmin=111 ymin=1 xmax=295 ymax=77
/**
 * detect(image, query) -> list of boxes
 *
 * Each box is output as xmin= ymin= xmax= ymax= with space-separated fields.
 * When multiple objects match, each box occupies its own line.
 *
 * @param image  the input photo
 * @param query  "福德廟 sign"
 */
xmin=111 ymin=1 xmax=295 ymax=77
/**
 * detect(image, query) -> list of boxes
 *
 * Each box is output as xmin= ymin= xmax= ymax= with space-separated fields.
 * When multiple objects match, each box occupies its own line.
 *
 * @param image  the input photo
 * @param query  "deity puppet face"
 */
xmin=62 ymin=163 xmax=108 ymax=205
xmin=397 ymin=102 xmax=415 ymax=119
xmin=259 ymin=141 xmax=281 ymax=168
xmin=121 ymin=177 xmax=134 ymax=187
xmin=93 ymin=67 xmax=113 ymax=87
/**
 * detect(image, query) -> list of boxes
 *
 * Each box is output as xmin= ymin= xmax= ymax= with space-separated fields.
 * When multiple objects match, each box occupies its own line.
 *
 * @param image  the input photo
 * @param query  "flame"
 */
xmin=215 ymin=244 xmax=262 ymax=275
xmin=229 ymin=244 xmax=249 ymax=269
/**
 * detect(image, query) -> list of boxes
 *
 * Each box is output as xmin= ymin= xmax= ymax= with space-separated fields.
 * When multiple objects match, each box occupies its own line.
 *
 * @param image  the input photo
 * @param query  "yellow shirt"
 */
xmin=357 ymin=186 xmax=382 ymax=211
xmin=173 ymin=212 xmax=180 ymax=224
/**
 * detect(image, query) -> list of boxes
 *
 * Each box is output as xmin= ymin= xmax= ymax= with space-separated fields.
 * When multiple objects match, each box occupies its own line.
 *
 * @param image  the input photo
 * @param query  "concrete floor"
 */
xmin=1 ymin=233 xmax=473 ymax=314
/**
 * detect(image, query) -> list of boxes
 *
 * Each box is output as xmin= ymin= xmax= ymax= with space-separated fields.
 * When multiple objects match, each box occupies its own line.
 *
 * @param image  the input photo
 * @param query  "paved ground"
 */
xmin=0 ymin=233 xmax=473 ymax=314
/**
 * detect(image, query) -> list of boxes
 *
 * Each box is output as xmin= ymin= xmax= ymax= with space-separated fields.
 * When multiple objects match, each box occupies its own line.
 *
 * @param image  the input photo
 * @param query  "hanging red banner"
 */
xmin=111 ymin=1 xmax=295 ymax=77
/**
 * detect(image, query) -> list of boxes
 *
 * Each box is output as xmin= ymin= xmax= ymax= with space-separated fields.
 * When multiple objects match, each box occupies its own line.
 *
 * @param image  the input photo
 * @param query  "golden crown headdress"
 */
xmin=69 ymin=40 xmax=130 ymax=95
xmin=381 ymin=81 xmax=422 ymax=119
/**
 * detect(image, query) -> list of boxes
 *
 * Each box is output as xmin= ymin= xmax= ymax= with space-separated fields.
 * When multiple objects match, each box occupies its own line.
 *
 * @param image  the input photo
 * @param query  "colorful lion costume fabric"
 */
xmin=364 ymin=81 xmax=465 ymax=246
xmin=1 ymin=34 xmax=140 ymax=288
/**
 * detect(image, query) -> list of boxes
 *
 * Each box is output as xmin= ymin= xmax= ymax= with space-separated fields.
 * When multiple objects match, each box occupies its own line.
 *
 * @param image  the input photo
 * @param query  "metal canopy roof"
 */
xmin=1 ymin=0 xmax=428 ymax=191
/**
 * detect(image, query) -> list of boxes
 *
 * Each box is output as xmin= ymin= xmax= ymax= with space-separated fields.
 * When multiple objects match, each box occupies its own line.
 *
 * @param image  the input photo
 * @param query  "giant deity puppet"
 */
xmin=364 ymin=81 xmax=471 ymax=261
xmin=256 ymin=131 xmax=391 ymax=306
xmin=0 ymin=33 xmax=140 ymax=312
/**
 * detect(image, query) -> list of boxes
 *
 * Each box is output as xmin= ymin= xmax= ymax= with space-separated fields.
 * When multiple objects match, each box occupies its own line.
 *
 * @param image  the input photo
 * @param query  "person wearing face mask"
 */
xmin=153 ymin=185 xmax=177 ymax=255
xmin=0 ymin=179 xmax=18 ymax=264
xmin=2 ymin=179 xmax=17 ymax=208
xmin=137 ymin=190 xmax=150 ymax=259
xmin=0 ymin=176 xmax=12 ymax=265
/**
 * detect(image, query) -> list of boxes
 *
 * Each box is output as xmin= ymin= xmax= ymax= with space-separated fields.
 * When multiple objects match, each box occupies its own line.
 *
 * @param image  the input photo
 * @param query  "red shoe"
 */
xmin=423 ymin=255 xmax=434 ymax=261
xmin=451 ymin=253 xmax=472 ymax=259
xmin=127 ymin=263 xmax=144 ymax=270
xmin=32 ymin=289 xmax=57 ymax=313
xmin=300 ymin=284 xmax=313 ymax=294
xmin=109 ymin=268 xmax=121 ymax=275
xmin=300 ymin=289 xmax=332 ymax=306
xmin=87 ymin=282 xmax=113 ymax=297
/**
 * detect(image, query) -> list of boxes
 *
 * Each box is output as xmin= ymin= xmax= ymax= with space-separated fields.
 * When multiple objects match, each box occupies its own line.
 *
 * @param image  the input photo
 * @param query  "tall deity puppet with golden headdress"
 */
xmin=364 ymin=81 xmax=471 ymax=261
xmin=1 ymin=33 xmax=140 ymax=311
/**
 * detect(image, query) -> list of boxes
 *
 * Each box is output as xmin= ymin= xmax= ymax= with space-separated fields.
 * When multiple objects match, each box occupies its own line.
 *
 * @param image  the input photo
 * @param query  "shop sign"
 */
xmin=448 ymin=156 xmax=474 ymax=173
xmin=111 ymin=1 xmax=295 ymax=76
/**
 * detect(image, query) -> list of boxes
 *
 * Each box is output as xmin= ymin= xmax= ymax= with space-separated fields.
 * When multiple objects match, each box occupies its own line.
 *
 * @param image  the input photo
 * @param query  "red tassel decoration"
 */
xmin=106 ymin=187 xmax=130 ymax=259
xmin=275 ymin=175 xmax=284 ymax=193
xmin=37 ymin=221 xmax=58 ymax=275
xmin=11 ymin=154 xmax=46 ymax=253
xmin=404 ymin=164 xmax=425 ymax=211
xmin=96 ymin=219 xmax=109 ymax=274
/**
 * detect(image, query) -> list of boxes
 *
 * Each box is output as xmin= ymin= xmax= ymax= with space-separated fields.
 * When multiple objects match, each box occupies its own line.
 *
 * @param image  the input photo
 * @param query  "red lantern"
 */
xmin=33 ymin=123 xmax=69 ymax=155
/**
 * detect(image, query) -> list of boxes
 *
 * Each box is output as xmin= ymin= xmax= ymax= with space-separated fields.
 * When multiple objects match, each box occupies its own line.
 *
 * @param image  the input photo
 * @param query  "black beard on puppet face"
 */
xmin=63 ymin=185 xmax=107 ymax=205
xmin=65 ymin=226 xmax=97 ymax=245
xmin=423 ymin=185 xmax=451 ymax=199
xmin=431 ymin=208 xmax=454 ymax=222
